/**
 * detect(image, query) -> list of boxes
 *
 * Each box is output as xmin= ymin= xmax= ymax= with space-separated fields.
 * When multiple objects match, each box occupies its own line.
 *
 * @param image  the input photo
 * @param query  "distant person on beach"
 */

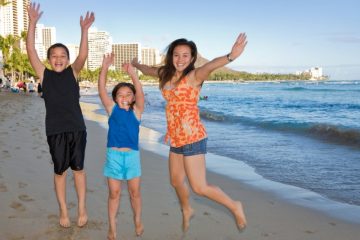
xmin=26 ymin=2 xmax=95 ymax=228
xmin=37 ymin=81 xmax=43 ymax=97
xmin=28 ymin=80 xmax=35 ymax=93
xmin=98 ymin=53 xmax=145 ymax=239
xmin=132 ymin=33 xmax=248 ymax=232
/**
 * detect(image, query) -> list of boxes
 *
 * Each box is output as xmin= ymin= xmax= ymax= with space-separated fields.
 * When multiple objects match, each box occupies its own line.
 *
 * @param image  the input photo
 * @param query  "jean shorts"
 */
xmin=104 ymin=148 xmax=141 ymax=180
xmin=170 ymin=138 xmax=207 ymax=156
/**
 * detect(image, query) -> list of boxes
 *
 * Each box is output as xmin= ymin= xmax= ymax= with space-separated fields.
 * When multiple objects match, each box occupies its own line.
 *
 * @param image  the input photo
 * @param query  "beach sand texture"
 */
xmin=0 ymin=91 xmax=359 ymax=240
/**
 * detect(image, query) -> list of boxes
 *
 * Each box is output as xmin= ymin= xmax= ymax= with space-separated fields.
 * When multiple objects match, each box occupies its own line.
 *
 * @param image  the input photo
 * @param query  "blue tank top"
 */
xmin=107 ymin=105 xmax=140 ymax=150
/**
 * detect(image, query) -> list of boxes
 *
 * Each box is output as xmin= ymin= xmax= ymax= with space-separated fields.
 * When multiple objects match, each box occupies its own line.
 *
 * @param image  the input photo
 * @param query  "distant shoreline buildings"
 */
xmin=295 ymin=67 xmax=328 ymax=80
xmin=1 ymin=0 xmax=161 ymax=76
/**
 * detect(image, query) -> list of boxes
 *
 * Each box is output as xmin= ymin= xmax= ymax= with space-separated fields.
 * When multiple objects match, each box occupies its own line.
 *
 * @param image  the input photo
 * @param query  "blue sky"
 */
xmin=34 ymin=0 xmax=360 ymax=80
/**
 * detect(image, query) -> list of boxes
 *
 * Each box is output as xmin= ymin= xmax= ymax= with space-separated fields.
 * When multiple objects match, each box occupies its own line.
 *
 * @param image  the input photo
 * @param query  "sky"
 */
xmin=33 ymin=0 xmax=360 ymax=80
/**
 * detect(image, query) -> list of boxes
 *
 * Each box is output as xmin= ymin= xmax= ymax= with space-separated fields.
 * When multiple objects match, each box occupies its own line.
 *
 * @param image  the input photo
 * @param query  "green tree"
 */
xmin=0 ymin=0 xmax=11 ymax=6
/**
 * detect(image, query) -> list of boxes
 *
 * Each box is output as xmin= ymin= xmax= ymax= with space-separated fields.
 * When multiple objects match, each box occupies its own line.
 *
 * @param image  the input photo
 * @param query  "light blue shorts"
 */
xmin=103 ymin=148 xmax=141 ymax=180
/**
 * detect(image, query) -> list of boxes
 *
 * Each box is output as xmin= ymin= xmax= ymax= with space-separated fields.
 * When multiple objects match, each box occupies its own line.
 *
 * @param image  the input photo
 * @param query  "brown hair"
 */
xmin=112 ymin=82 xmax=136 ymax=109
xmin=158 ymin=38 xmax=197 ymax=89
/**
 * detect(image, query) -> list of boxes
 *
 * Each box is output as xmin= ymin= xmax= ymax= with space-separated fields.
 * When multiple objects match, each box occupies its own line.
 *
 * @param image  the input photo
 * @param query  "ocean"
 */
xmin=81 ymin=80 xmax=360 ymax=223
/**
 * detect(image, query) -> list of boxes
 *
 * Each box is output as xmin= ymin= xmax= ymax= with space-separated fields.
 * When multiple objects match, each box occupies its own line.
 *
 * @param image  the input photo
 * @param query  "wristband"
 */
xmin=226 ymin=53 xmax=233 ymax=62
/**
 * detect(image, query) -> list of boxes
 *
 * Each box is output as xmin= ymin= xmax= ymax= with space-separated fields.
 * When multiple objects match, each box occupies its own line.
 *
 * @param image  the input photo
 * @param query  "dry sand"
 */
xmin=0 ymin=90 xmax=359 ymax=240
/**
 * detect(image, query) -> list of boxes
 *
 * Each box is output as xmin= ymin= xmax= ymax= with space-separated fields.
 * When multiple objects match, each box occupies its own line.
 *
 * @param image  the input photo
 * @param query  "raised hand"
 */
xmin=229 ymin=33 xmax=248 ymax=60
xmin=27 ymin=2 xmax=43 ymax=23
xmin=131 ymin=57 xmax=140 ymax=66
xmin=122 ymin=63 xmax=137 ymax=78
xmin=102 ymin=53 xmax=114 ymax=69
xmin=80 ymin=11 xmax=95 ymax=30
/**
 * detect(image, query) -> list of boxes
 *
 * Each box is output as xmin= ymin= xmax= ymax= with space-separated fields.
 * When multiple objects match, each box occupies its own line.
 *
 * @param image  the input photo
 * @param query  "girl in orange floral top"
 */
xmin=132 ymin=33 xmax=247 ymax=232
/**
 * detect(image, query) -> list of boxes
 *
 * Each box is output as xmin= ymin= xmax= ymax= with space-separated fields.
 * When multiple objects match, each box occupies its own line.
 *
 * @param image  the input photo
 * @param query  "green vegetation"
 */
xmin=0 ymin=32 xmax=35 ymax=81
xmin=1 ymin=30 xmax=319 ymax=83
xmin=209 ymin=71 xmax=313 ymax=81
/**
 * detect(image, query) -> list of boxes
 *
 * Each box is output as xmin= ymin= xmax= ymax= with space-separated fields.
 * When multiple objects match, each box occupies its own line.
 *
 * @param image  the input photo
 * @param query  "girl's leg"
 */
xmin=54 ymin=171 xmax=70 ymax=228
xmin=107 ymin=178 xmax=122 ymax=240
xmin=127 ymin=177 xmax=144 ymax=236
xmin=73 ymin=169 xmax=88 ymax=227
xmin=169 ymin=151 xmax=194 ymax=232
xmin=184 ymin=154 xmax=247 ymax=230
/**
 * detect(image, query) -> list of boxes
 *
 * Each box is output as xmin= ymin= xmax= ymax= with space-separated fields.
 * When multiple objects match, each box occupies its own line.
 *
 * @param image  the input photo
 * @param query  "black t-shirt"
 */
xmin=42 ymin=66 xmax=86 ymax=136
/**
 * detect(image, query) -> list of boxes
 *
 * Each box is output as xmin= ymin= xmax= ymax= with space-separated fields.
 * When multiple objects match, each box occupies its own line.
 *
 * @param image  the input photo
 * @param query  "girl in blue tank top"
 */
xmin=98 ymin=53 xmax=145 ymax=239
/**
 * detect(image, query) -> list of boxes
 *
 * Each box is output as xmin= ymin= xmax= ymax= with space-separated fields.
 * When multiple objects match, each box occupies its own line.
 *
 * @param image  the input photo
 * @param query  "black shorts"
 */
xmin=47 ymin=130 xmax=87 ymax=175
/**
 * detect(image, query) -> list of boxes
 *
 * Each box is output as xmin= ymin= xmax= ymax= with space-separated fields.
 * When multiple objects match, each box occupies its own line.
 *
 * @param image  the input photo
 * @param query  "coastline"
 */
xmin=1 ymin=91 xmax=359 ymax=239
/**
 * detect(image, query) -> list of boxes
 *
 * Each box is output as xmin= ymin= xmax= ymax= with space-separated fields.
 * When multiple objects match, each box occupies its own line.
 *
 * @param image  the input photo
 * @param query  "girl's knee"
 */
xmin=128 ymin=189 xmax=141 ymax=200
xmin=109 ymin=189 xmax=121 ymax=200
xmin=170 ymin=176 xmax=185 ymax=189
xmin=191 ymin=184 xmax=207 ymax=196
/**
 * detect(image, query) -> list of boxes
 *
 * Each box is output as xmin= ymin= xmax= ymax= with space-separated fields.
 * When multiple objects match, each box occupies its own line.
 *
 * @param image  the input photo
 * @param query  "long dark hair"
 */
xmin=158 ymin=38 xmax=197 ymax=89
xmin=47 ymin=43 xmax=70 ymax=60
xmin=112 ymin=82 xmax=136 ymax=109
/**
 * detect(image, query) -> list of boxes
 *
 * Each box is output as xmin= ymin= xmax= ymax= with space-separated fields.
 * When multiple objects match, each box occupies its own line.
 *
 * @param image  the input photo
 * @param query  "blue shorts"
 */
xmin=170 ymin=138 xmax=207 ymax=156
xmin=104 ymin=148 xmax=141 ymax=180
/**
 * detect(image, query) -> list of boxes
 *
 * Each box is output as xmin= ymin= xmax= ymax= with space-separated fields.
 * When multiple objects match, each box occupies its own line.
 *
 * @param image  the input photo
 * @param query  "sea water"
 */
xmin=81 ymin=80 xmax=360 ymax=222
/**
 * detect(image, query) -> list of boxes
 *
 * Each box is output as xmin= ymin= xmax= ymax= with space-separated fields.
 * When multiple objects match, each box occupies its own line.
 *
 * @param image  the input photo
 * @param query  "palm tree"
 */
xmin=0 ymin=0 xmax=11 ymax=6
xmin=0 ymin=34 xmax=18 ymax=76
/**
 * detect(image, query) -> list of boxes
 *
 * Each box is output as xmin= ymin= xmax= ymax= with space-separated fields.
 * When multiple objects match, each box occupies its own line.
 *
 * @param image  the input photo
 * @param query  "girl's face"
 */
xmin=172 ymin=45 xmax=193 ymax=73
xmin=48 ymin=47 xmax=69 ymax=72
xmin=115 ymin=86 xmax=135 ymax=109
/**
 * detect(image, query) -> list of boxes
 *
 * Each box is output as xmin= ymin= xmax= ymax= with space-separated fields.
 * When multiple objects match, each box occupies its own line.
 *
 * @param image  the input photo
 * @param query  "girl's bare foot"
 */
xmin=182 ymin=207 xmax=194 ymax=232
xmin=233 ymin=201 xmax=247 ymax=231
xmin=59 ymin=210 xmax=71 ymax=228
xmin=107 ymin=229 xmax=116 ymax=240
xmin=135 ymin=222 xmax=144 ymax=237
xmin=77 ymin=213 xmax=88 ymax=227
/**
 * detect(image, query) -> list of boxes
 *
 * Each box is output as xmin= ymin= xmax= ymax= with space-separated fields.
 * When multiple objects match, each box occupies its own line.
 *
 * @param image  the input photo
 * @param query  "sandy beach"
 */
xmin=1 ymin=90 xmax=359 ymax=240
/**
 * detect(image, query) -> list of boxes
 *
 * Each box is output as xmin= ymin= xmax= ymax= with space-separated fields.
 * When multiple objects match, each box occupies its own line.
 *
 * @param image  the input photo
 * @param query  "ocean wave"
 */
xmin=283 ymin=87 xmax=360 ymax=92
xmin=308 ymin=124 xmax=360 ymax=146
xmin=200 ymin=109 xmax=360 ymax=147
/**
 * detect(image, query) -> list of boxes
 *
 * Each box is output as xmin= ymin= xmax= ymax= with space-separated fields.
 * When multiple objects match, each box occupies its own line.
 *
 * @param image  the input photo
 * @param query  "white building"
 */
xmin=141 ymin=47 xmax=161 ymax=66
xmin=88 ymin=27 xmax=112 ymax=70
xmin=309 ymin=67 xmax=323 ymax=79
xmin=35 ymin=24 xmax=56 ymax=60
xmin=0 ymin=0 xmax=30 ymax=51
xmin=66 ymin=44 xmax=80 ymax=65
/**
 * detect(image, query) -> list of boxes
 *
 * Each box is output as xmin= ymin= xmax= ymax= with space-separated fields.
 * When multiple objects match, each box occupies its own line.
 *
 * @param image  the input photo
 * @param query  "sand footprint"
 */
xmin=2 ymin=150 xmax=11 ymax=158
xmin=18 ymin=182 xmax=28 ymax=188
xmin=0 ymin=182 xmax=8 ymax=192
xmin=10 ymin=201 xmax=26 ymax=212
xmin=85 ymin=219 xmax=105 ymax=230
xmin=18 ymin=194 xmax=34 ymax=202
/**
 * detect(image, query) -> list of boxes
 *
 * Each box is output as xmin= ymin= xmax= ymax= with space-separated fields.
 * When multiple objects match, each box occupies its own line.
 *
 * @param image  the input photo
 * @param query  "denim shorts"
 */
xmin=170 ymin=138 xmax=207 ymax=156
xmin=103 ymin=148 xmax=141 ymax=180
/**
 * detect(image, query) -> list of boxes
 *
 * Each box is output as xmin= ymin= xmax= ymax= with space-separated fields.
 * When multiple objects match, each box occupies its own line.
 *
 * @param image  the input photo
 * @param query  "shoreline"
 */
xmin=1 ymin=91 xmax=359 ymax=239
xmin=81 ymin=101 xmax=360 ymax=225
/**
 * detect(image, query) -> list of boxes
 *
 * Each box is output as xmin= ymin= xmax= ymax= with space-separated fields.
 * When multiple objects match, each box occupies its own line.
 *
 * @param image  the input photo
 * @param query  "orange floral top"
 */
xmin=161 ymin=77 xmax=207 ymax=147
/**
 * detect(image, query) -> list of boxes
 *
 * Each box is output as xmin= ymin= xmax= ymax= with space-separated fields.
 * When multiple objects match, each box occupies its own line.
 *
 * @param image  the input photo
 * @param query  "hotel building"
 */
xmin=88 ymin=27 xmax=112 ymax=70
xmin=0 ymin=0 xmax=30 ymax=50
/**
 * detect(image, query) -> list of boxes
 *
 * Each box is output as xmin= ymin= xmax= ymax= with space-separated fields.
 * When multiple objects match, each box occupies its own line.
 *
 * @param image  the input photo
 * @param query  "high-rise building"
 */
xmin=0 ymin=0 xmax=30 ymax=50
xmin=42 ymin=26 xmax=56 ymax=51
xmin=141 ymin=47 xmax=161 ymax=66
xmin=66 ymin=44 xmax=81 ymax=65
xmin=34 ymin=24 xmax=56 ymax=60
xmin=88 ymin=27 xmax=112 ymax=70
xmin=112 ymin=43 xmax=141 ymax=71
